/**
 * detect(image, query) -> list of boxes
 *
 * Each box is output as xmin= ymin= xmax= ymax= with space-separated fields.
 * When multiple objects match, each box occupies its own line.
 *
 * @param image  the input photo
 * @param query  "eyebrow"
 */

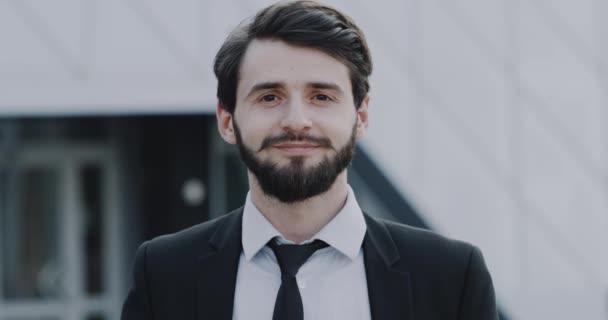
xmin=308 ymin=82 xmax=344 ymax=95
xmin=245 ymin=81 xmax=345 ymax=99
xmin=246 ymin=82 xmax=285 ymax=99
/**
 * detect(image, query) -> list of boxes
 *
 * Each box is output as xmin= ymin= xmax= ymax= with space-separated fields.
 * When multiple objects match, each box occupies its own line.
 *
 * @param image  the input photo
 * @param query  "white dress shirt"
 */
xmin=232 ymin=186 xmax=371 ymax=320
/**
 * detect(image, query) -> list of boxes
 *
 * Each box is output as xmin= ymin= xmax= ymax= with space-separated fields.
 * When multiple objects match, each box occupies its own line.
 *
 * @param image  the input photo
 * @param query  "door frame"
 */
xmin=0 ymin=143 xmax=122 ymax=320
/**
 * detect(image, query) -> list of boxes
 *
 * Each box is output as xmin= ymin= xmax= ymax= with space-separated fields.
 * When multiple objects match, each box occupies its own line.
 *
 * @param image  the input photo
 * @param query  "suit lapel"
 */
xmin=193 ymin=209 xmax=412 ymax=319
xmin=363 ymin=214 xmax=412 ymax=320
xmin=197 ymin=209 xmax=243 ymax=320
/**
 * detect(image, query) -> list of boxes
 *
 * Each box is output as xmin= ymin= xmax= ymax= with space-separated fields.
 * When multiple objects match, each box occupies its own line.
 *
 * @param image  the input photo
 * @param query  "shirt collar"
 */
xmin=241 ymin=185 xmax=367 ymax=261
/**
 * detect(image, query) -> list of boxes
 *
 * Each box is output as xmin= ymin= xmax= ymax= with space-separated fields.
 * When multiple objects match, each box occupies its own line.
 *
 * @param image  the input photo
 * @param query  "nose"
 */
xmin=279 ymin=99 xmax=312 ymax=132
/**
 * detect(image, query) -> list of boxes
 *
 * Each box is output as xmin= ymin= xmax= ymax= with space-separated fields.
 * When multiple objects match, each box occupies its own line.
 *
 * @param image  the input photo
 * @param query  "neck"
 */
xmin=248 ymin=171 xmax=349 ymax=244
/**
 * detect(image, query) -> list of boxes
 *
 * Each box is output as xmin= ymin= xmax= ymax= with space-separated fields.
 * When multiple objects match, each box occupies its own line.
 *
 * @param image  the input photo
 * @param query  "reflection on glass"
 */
xmin=2 ymin=318 xmax=59 ymax=320
xmin=1 ymin=168 xmax=62 ymax=300
xmin=80 ymin=164 xmax=104 ymax=295
xmin=85 ymin=313 xmax=105 ymax=320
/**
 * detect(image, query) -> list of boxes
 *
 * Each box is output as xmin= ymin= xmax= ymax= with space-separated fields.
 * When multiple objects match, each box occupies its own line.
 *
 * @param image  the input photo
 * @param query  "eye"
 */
xmin=261 ymin=94 xmax=278 ymax=102
xmin=313 ymin=94 xmax=331 ymax=101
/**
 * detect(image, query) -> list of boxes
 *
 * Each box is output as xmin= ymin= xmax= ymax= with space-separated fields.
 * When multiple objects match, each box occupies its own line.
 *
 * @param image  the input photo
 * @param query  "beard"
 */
xmin=233 ymin=122 xmax=357 ymax=203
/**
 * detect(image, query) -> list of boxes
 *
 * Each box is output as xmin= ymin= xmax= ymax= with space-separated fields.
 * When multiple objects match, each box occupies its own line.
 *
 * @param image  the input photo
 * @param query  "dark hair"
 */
xmin=213 ymin=0 xmax=372 ymax=113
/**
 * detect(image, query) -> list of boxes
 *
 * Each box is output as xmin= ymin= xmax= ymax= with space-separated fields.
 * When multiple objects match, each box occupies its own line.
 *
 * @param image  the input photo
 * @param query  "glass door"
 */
xmin=0 ymin=146 xmax=121 ymax=320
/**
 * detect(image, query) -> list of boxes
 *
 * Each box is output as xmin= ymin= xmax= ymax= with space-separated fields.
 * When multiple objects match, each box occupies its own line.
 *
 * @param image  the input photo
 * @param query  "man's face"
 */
xmin=217 ymin=39 xmax=369 ymax=203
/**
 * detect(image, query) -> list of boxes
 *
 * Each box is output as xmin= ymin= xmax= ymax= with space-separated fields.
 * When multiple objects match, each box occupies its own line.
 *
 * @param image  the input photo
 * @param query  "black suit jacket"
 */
xmin=121 ymin=208 xmax=498 ymax=319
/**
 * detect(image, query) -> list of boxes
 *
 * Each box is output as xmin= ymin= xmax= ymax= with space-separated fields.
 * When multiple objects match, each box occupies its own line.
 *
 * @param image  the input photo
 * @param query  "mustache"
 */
xmin=258 ymin=133 xmax=333 ymax=151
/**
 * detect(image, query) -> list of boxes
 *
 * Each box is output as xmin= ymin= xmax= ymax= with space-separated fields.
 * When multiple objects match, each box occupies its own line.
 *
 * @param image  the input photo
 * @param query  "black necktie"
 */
xmin=268 ymin=239 xmax=328 ymax=320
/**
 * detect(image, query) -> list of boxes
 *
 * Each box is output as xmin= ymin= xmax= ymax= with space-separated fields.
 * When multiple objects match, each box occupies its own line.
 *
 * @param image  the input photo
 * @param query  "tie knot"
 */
xmin=268 ymin=239 xmax=328 ymax=277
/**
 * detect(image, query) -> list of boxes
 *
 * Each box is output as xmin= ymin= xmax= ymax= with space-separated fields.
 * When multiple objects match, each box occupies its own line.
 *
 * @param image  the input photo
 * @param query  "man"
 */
xmin=121 ymin=1 xmax=499 ymax=319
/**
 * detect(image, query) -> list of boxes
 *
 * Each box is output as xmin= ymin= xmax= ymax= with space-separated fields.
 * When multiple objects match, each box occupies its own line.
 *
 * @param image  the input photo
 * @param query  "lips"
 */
xmin=272 ymin=143 xmax=320 ymax=155
xmin=259 ymin=134 xmax=332 ymax=151
xmin=274 ymin=143 xmax=318 ymax=149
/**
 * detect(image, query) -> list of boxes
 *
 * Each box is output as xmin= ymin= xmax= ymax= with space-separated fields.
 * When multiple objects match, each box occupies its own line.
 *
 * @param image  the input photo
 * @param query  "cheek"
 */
xmin=234 ymin=115 xmax=276 ymax=146
xmin=315 ymin=113 xmax=356 ymax=141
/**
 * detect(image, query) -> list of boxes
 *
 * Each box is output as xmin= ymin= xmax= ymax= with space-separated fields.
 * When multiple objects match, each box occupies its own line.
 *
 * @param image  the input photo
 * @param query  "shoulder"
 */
xmin=366 ymin=214 xmax=480 ymax=269
xmin=141 ymin=208 xmax=243 ymax=261
xmin=366 ymin=214 xmax=498 ymax=317
xmin=388 ymin=218 xmax=474 ymax=253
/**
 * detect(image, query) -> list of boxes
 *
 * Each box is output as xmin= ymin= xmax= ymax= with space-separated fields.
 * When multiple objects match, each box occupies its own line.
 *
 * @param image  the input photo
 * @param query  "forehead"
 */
xmin=237 ymin=39 xmax=351 ymax=96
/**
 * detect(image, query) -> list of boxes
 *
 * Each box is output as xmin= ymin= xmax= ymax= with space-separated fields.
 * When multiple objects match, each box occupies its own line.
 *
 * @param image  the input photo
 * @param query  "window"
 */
xmin=2 ymin=168 xmax=63 ymax=300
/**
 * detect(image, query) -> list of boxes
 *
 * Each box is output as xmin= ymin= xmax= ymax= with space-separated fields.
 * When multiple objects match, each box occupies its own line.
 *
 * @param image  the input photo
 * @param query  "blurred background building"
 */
xmin=0 ymin=0 xmax=607 ymax=319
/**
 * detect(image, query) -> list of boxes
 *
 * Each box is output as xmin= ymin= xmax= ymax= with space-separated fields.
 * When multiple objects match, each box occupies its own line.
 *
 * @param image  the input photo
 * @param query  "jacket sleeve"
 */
xmin=457 ymin=246 xmax=499 ymax=320
xmin=121 ymin=241 xmax=152 ymax=320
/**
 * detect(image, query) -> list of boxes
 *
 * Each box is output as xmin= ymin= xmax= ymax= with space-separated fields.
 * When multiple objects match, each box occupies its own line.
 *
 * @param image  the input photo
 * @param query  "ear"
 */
xmin=216 ymin=103 xmax=237 ymax=144
xmin=355 ymin=95 xmax=370 ymax=138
